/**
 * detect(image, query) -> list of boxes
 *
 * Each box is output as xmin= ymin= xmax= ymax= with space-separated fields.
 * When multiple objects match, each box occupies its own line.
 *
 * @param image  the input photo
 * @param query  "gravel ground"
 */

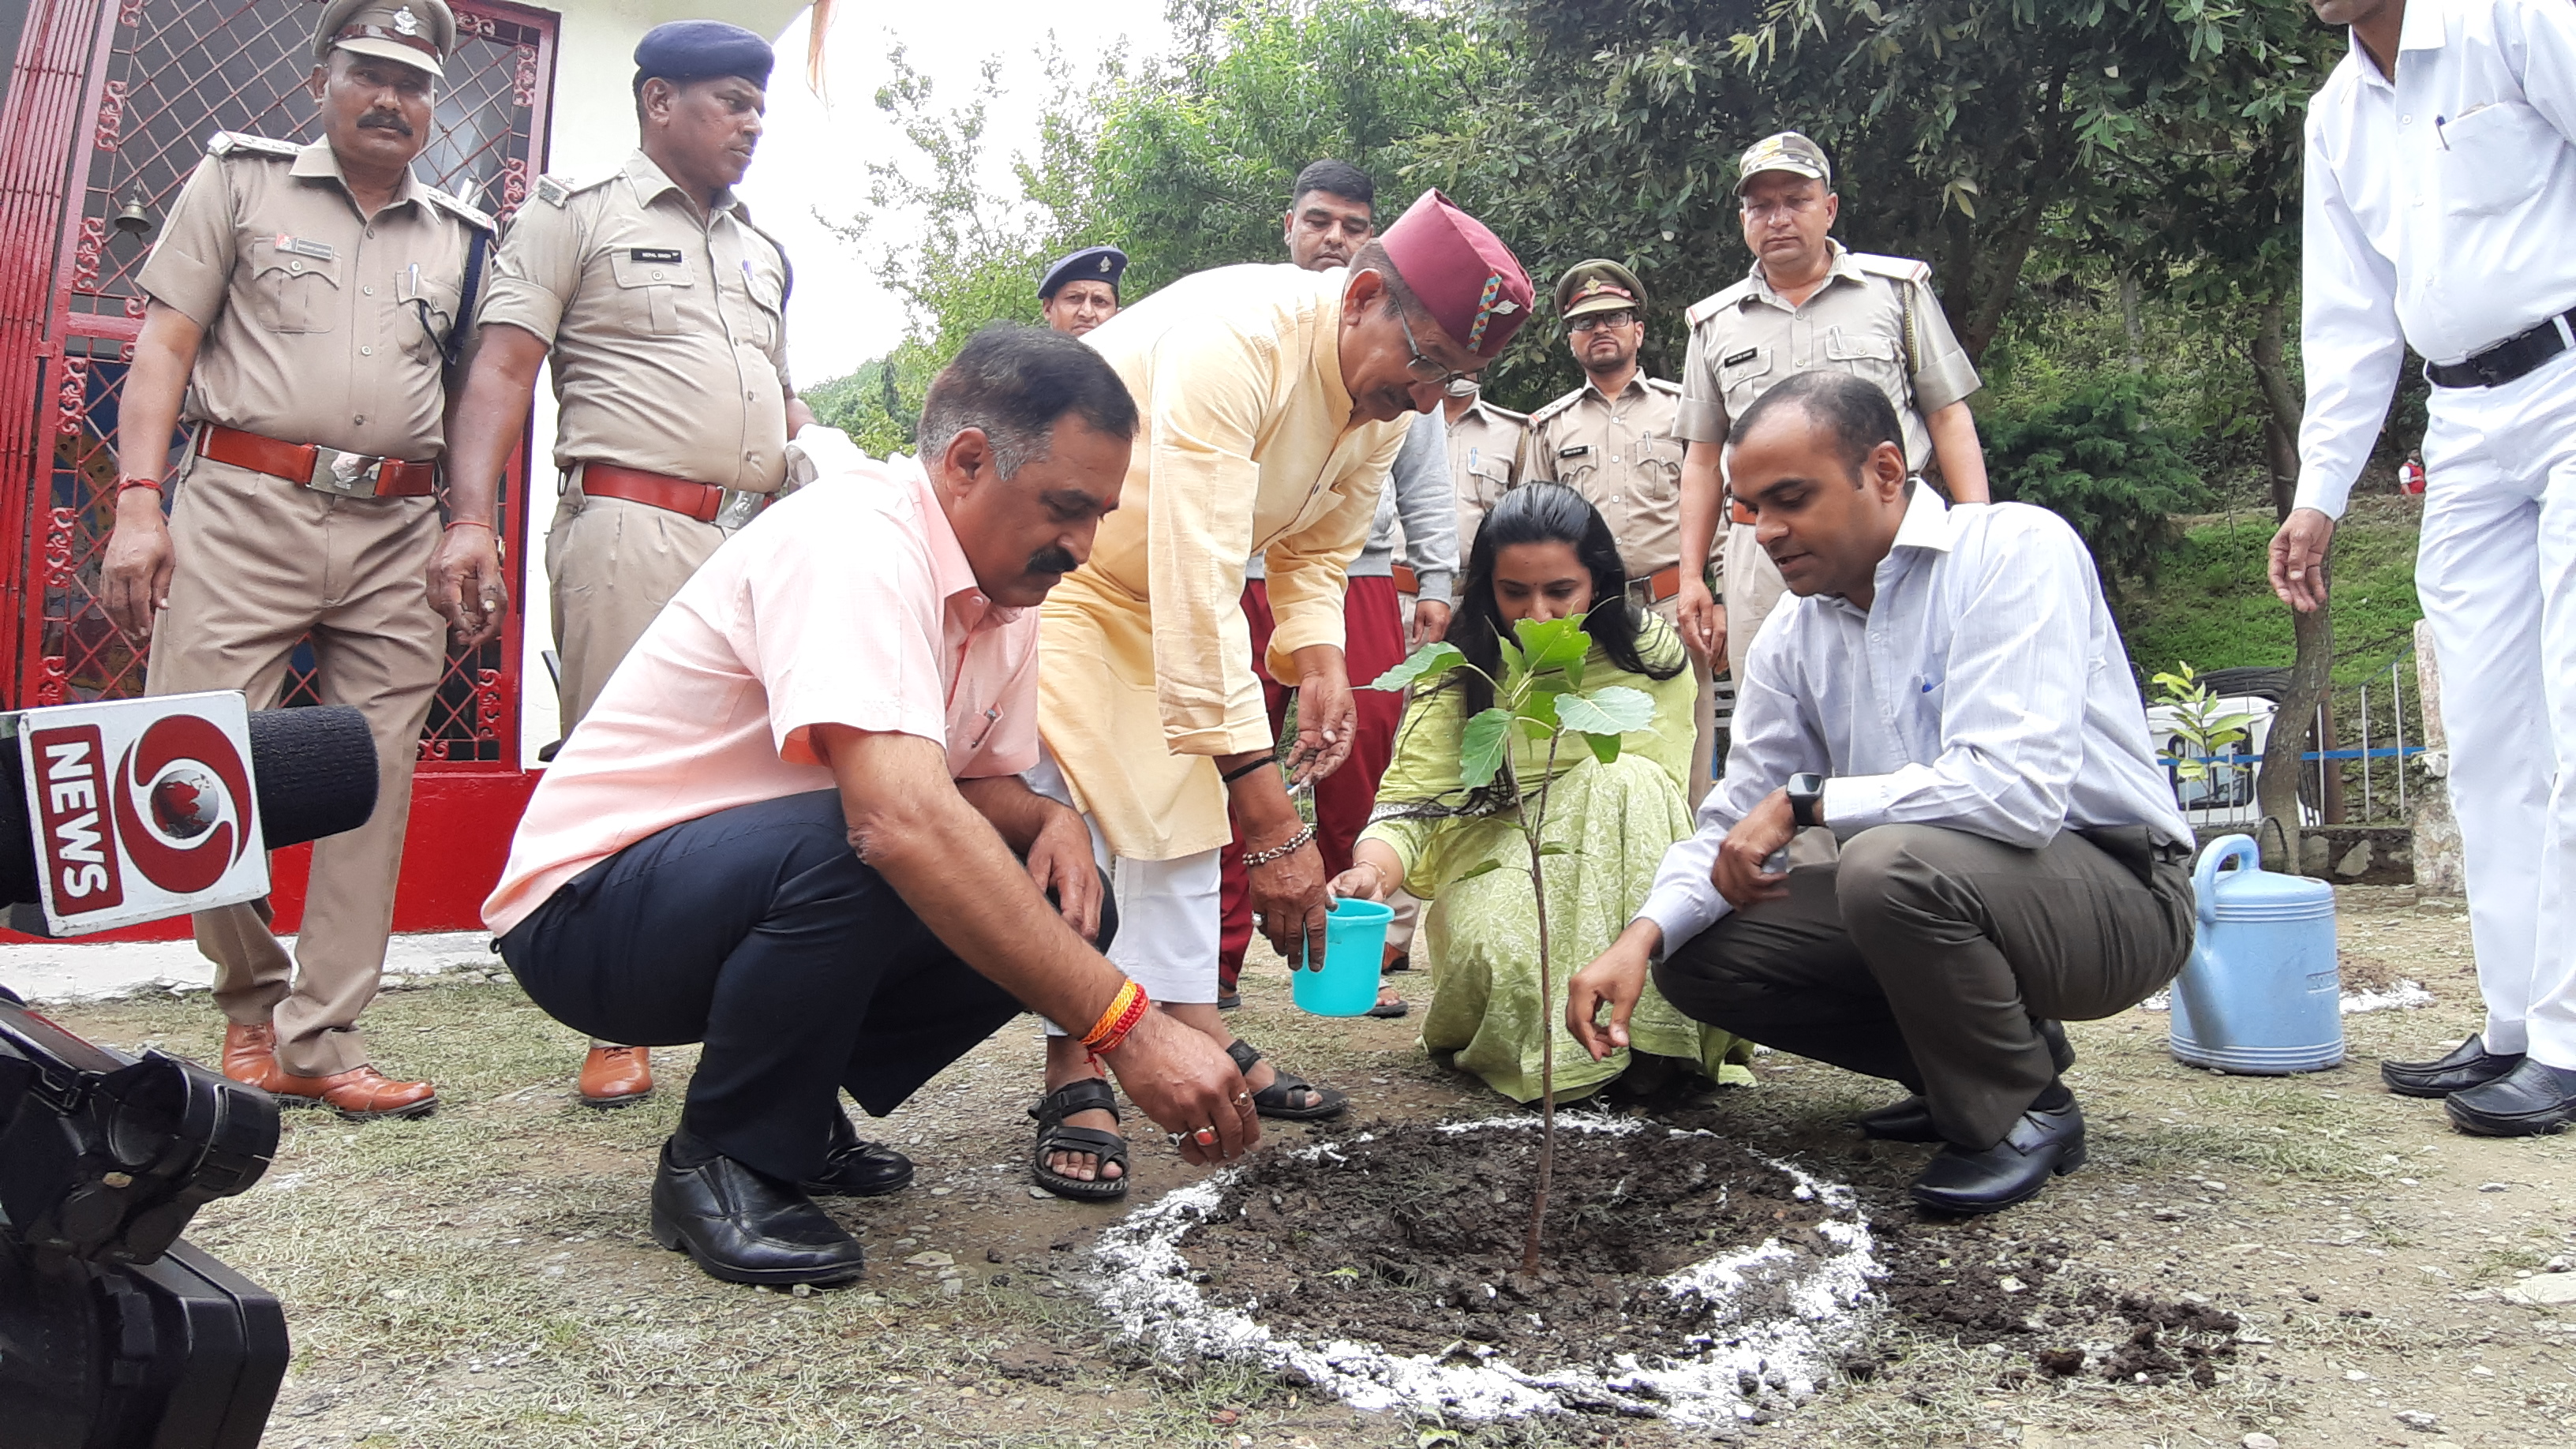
xmin=34 ymin=885 xmax=2576 ymax=1449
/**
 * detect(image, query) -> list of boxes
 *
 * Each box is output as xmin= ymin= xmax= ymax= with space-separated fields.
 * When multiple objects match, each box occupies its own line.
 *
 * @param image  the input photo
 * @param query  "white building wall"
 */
xmin=514 ymin=2 xmax=808 ymax=763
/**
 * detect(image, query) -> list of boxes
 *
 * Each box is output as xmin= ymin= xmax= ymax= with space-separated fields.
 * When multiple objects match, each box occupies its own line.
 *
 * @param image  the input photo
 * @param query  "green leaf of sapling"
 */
xmin=1460 ymin=707 xmax=1515 ymax=791
xmin=1584 ymin=732 xmax=1622 ymax=766
xmin=1369 ymin=641 xmax=1464 ymax=692
xmin=1558 ymin=685 xmax=1655 ymax=736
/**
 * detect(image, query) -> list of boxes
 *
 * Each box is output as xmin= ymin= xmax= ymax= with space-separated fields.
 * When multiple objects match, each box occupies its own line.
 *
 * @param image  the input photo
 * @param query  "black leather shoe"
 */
xmin=2444 ymin=1058 xmax=2576 ymax=1137
xmin=1852 ymin=1095 xmax=1941 ymax=1143
xmin=1908 ymin=1098 xmax=2087 ymax=1214
xmin=2383 ymin=1033 xmax=2524 ymax=1099
xmin=650 ymin=1141 xmax=866 ymax=1287
xmin=803 ymin=1113 xmax=914 ymax=1197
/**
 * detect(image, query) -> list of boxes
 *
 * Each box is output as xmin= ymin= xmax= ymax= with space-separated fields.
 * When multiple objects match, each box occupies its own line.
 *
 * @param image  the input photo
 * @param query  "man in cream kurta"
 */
xmin=1025 ymin=190 xmax=1534 ymax=1193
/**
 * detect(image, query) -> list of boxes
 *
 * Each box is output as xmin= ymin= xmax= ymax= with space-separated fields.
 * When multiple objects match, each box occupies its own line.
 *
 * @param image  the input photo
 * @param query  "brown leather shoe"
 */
xmin=220 ymin=1021 xmax=278 ymax=1087
xmin=579 ymin=1045 xmax=654 ymax=1107
xmin=265 ymin=1065 xmax=438 ymax=1121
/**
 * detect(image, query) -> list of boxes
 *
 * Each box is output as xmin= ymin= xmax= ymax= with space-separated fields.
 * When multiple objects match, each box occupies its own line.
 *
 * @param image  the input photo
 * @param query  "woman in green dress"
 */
xmin=1329 ymin=484 xmax=1750 ymax=1103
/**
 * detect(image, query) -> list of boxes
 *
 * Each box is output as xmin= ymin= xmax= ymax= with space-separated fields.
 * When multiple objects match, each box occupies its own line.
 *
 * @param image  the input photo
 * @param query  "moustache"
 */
xmin=1025 ymin=545 xmax=1079 ymax=577
xmin=358 ymin=112 xmax=414 ymax=136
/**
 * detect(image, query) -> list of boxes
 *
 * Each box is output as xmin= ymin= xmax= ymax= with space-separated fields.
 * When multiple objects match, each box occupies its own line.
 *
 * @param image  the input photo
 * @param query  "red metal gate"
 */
xmin=0 ymin=0 xmax=556 ymax=936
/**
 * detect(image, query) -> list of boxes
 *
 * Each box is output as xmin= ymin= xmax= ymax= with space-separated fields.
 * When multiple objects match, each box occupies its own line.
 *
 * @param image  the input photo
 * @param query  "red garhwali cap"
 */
xmin=1376 ymin=189 xmax=1533 ymax=361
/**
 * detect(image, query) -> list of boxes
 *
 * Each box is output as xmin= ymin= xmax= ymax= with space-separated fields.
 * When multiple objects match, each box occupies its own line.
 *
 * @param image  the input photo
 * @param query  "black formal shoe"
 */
xmin=802 ymin=1115 xmax=915 ymax=1198
xmin=2382 ymin=1033 xmax=2525 ymax=1099
xmin=1852 ymin=1095 xmax=1941 ymax=1143
xmin=2444 ymin=1059 xmax=2576 ymax=1137
xmin=650 ymin=1141 xmax=866 ymax=1287
xmin=1908 ymin=1098 xmax=2087 ymax=1215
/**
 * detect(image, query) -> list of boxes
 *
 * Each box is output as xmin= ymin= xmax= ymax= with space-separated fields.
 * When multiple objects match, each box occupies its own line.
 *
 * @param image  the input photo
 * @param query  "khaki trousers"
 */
xmin=1720 ymin=522 xmax=1789 ymax=683
xmin=1654 ymin=824 xmax=2193 ymax=1149
xmin=1646 ymin=594 xmax=1718 ymax=807
xmin=545 ymin=477 xmax=725 ymax=733
xmin=146 ymin=455 xmax=444 ymax=1077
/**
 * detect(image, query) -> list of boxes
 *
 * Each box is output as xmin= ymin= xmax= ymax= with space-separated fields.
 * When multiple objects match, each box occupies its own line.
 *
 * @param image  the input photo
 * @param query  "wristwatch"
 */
xmin=1786 ymin=772 xmax=1827 ymax=829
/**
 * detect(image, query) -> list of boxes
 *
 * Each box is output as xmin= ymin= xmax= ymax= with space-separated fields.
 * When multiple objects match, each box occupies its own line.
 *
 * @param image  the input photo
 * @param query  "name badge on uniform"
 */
xmin=275 ymin=234 xmax=335 ymax=261
xmin=628 ymin=248 xmax=684 ymax=264
xmin=1722 ymin=347 xmax=1758 ymax=367
xmin=1559 ymin=444 xmax=1590 ymax=459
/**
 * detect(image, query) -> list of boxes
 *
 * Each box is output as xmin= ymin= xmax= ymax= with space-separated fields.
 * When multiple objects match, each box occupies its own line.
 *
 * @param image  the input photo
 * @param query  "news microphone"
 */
xmin=0 ymin=702 xmax=377 ymax=915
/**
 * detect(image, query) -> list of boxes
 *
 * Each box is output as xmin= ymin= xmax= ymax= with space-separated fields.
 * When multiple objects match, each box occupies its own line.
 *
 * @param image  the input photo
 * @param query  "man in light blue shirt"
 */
xmin=1567 ymin=372 xmax=2194 ymax=1215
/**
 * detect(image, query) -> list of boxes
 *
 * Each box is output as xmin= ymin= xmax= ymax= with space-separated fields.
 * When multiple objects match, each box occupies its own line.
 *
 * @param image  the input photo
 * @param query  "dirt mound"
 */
xmin=1170 ymin=1119 xmax=1857 ymax=1372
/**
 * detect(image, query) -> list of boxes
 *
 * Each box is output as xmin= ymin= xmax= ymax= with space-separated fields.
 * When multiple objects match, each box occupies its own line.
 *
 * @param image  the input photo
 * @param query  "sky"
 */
xmin=739 ymin=2 xmax=1178 ymax=386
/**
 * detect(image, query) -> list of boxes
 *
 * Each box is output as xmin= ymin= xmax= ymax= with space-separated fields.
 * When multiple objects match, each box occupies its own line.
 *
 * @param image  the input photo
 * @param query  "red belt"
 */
xmin=1391 ymin=564 xmax=1420 ymax=594
xmin=578 ymin=462 xmax=725 ymax=523
xmin=1632 ymin=564 xmax=1683 ymax=605
xmin=200 ymin=424 xmax=435 ymax=497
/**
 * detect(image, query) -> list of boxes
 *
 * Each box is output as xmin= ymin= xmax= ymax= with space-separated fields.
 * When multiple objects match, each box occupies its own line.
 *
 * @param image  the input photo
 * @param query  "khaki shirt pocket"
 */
xmin=2437 ymin=102 xmax=2555 ymax=217
xmin=248 ymin=244 xmax=341 ymax=335
xmin=1544 ymin=442 xmax=1597 ymax=491
xmin=1636 ymin=432 xmax=1685 ymax=501
xmin=1825 ymin=328 xmax=1908 ymax=404
xmin=609 ymin=251 xmax=695 ymax=335
xmin=743 ymin=268 xmax=786 ymax=357
xmin=1464 ymin=455 xmax=1514 ymax=515
xmin=1718 ymin=343 xmax=1774 ymax=419
xmin=395 ymin=268 xmax=461 ymax=364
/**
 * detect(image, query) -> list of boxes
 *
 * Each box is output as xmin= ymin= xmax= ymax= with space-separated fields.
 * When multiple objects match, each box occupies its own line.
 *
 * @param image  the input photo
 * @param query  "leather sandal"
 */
xmin=1226 ymin=1039 xmax=1347 ymax=1121
xmin=1029 ymin=1078 xmax=1129 ymax=1201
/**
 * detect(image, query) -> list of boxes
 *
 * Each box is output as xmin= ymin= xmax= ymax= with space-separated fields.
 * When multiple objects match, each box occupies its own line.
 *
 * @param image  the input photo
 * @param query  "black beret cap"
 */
xmin=1039 ymin=245 xmax=1129 ymax=301
xmin=632 ymin=19 xmax=775 ymax=94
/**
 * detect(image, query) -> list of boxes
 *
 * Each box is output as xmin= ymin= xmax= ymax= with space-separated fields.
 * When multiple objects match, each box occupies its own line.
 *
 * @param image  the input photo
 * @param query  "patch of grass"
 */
xmin=2114 ymin=494 xmax=2426 ymax=691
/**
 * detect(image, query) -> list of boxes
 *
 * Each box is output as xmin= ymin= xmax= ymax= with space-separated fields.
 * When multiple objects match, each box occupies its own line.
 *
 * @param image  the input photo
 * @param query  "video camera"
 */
xmin=0 ymin=694 xmax=382 ymax=1448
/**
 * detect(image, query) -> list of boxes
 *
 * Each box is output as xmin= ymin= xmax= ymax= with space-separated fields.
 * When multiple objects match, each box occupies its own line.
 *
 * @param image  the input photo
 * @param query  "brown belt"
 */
xmin=1390 ymin=564 xmax=1420 ymax=594
xmin=200 ymin=424 xmax=436 ymax=498
xmin=1631 ymin=564 xmax=1683 ymax=605
xmin=578 ymin=462 xmax=726 ymax=523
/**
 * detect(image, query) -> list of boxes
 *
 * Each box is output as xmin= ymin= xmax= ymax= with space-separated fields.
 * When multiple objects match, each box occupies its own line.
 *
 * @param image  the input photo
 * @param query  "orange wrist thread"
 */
xmin=1081 ymin=979 xmax=1149 ymax=1063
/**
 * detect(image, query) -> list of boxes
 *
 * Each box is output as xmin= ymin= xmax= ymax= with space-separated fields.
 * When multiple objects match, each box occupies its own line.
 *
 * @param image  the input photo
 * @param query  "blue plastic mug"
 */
xmin=1294 ymin=897 xmax=1395 ymax=1017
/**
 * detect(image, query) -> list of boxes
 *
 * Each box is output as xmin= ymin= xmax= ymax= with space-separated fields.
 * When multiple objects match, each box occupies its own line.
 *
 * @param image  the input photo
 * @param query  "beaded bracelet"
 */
xmin=1240 ymin=822 xmax=1316 ymax=869
xmin=1082 ymin=979 xmax=1150 ymax=1064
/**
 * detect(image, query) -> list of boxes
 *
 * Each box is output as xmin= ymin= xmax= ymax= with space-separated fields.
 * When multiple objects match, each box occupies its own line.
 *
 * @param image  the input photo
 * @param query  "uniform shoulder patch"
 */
xmin=530 ymin=173 xmax=604 ymax=208
xmin=1642 ymin=376 xmax=1684 ymax=398
xmin=1527 ymin=390 xmax=1585 ymax=429
xmin=205 ymin=132 xmax=300 ymax=162
xmin=1480 ymin=402 xmax=1530 ymax=425
xmin=1679 ymin=277 xmax=1762 ymax=326
xmin=421 ymin=187 xmax=494 ymax=232
xmin=1848 ymin=252 xmax=1934 ymax=285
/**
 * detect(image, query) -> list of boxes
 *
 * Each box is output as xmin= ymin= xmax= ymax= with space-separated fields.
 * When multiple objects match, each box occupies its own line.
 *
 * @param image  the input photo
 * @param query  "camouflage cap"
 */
xmin=315 ymin=0 xmax=455 ymax=77
xmin=1735 ymin=131 xmax=1832 ymax=193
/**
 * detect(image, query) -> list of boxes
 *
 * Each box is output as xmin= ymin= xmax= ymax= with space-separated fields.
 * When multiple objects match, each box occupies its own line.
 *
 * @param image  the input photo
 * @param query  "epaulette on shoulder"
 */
xmin=531 ymin=172 xmax=608 ymax=208
xmin=1642 ymin=376 xmax=1684 ymax=398
xmin=422 ymin=187 xmax=493 ymax=232
xmin=1848 ymin=252 xmax=1933 ymax=285
xmin=1527 ymin=390 xmax=1585 ymax=429
xmin=1684 ymin=279 xmax=1757 ymax=328
xmin=1479 ymin=402 xmax=1530 ymax=425
xmin=204 ymin=132 xmax=300 ymax=162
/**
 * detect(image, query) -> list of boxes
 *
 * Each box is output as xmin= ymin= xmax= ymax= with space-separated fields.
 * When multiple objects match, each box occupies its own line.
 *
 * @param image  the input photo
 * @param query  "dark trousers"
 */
xmin=496 ymin=789 xmax=1112 ymax=1184
xmin=1654 ymin=823 xmax=2194 ymax=1150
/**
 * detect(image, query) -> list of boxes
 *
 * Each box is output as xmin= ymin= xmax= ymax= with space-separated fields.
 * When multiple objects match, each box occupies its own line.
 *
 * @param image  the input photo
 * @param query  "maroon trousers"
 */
xmin=1219 ymin=574 xmax=1410 ymax=990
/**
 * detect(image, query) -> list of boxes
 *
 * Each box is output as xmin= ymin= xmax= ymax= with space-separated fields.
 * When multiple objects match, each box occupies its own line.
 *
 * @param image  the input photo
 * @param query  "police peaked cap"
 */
xmin=1039 ymin=245 xmax=1129 ymax=301
xmin=632 ymin=20 xmax=776 ymax=95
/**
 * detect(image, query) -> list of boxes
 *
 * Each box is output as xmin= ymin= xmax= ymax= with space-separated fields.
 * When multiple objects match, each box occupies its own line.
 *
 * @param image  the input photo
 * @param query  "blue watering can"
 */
xmin=2168 ymin=834 xmax=2346 ymax=1074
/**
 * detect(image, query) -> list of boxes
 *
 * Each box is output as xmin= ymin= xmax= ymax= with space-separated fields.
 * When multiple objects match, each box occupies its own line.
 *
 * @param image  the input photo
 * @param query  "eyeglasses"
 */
xmin=1397 ymin=305 xmax=1484 ymax=399
xmin=1569 ymin=310 xmax=1637 ymax=333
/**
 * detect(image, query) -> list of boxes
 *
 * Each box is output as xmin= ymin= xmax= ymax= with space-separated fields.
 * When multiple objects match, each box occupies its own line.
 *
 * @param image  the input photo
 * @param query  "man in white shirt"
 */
xmin=2270 ymin=0 xmax=2576 ymax=1135
xmin=1567 ymin=373 xmax=2195 ymax=1214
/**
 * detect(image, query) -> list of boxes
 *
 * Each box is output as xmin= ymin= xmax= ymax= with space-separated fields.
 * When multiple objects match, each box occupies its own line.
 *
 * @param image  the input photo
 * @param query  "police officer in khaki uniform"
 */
xmin=1443 ymin=380 xmax=1527 ymax=558
xmin=1674 ymin=132 xmax=1988 ymax=683
xmin=99 ymin=0 xmax=500 ymax=1120
xmin=1520 ymin=260 xmax=1718 ymax=803
xmin=444 ymin=19 xmax=816 ymax=1107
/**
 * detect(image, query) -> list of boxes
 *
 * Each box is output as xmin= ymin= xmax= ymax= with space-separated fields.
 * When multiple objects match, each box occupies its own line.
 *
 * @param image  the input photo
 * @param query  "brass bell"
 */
xmin=110 ymin=192 xmax=153 ymax=239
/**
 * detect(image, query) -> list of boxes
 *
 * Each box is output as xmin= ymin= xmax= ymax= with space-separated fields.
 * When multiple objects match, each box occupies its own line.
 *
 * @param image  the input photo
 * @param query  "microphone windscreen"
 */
xmin=0 ymin=736 xmax=36 ymax=907
xmin=246 ymin=706 xmax=378 ymax=848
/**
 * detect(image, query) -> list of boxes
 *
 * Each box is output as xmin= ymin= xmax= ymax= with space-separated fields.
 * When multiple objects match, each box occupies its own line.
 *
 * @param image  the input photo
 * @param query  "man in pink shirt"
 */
xmin=483 ymin=328 xmax=1255 ymax=1288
